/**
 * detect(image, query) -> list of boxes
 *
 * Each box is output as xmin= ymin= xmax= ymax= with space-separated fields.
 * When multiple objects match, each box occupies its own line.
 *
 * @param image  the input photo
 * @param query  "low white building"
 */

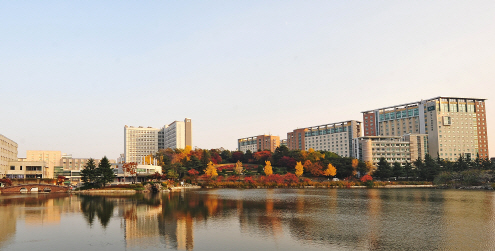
xmin=113 ymin=163 xmax=162 ymax=183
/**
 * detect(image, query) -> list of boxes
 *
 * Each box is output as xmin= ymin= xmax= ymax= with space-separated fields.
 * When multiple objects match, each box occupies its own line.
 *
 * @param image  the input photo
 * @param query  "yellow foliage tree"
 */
xmin=295 ymin=161 xmax=304 ymax=177
xmin=234 ymin=160 xmax=243 ymax=175
xmin=352 ymin=159 xmax=359 ymax=168
xmin=323 ymin=163 xmax=337 ymax=177
xmin=365 ymin=161 xmax=375 ymax=175
xmin=184 ymin=145 xmax=192 ymax=161
xmin=144 ymin=154 xmax=154 ymax=165
xmin=351 ymin=159 xmax=359 ymax=176
xmin=204 ymin=161 xmax=218 ymax=178
xmin=264 ymin=160 xmax=273 ymax=176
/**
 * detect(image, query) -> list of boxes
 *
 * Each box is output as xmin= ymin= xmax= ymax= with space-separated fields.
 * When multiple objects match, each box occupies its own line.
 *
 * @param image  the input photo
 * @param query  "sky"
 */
xmin=1 ymin=1 xmax=494 ymax=159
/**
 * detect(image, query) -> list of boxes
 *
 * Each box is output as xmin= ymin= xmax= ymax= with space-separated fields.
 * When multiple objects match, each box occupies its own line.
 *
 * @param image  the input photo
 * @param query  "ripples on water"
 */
xmin=0 ymin=189 xmax=494 ymax=251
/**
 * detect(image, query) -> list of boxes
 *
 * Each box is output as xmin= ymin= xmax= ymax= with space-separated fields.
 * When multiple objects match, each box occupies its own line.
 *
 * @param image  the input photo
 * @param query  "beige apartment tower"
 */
xmin=286 ymin=120 xmax=362 ymax=157
xmin=238 ymin=135 xmax=280 ymax=153
xmin=362 ymin=97 xmax=488 ymax=160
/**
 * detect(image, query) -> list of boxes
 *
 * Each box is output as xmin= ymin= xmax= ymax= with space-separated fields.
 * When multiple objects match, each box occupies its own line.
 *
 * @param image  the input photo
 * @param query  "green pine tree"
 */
xmin=97 ymin=156 xmax=115 ymax=187
xmin=81 ymin=158 xmax=97 ymax=187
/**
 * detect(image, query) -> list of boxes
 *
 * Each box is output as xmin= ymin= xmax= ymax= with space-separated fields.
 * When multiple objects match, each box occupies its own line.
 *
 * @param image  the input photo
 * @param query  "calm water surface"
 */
xmin=0 ymin=189 xmax=494 ymax=251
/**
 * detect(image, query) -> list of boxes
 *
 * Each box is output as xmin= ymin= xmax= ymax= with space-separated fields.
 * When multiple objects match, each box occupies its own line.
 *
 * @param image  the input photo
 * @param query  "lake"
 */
xmin=0 ymin=188 xmax=494 ymax=251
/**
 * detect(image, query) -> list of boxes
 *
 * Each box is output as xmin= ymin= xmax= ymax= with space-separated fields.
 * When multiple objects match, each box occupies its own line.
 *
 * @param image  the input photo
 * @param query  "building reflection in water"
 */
xmin=2 ymin=189 xmax=495 ymax=250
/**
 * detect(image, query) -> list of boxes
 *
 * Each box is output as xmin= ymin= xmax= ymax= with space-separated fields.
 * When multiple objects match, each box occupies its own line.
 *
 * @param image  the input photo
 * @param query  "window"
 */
xmin=10 ymin=166 xmax=15 ymax=170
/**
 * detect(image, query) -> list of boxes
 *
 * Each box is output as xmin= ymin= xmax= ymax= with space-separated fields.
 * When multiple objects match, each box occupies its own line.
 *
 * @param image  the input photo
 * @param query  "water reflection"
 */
xmin=80 ymin=195 xmax=115 ymax=228
xmin=0 ymin=189 xmax=494 ymax=250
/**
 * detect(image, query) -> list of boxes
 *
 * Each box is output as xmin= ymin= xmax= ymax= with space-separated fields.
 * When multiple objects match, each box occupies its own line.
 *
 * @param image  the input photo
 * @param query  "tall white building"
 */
xmin=125 ymin=118 xmax=192 ymax=163
xmin=124 ymin=126 xmax=160 ymax=163
xmin=160 ymin=118 xmax=192 ymax=150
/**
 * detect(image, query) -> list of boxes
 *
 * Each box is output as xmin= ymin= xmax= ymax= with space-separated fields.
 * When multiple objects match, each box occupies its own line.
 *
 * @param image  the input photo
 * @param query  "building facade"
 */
xmin=125 ymin=118 xmax=192 ymax=163
xmin=6 ymin=160 xmax=48 ymax=179
xmin=25 ymin=150 xmax=62 ymax=179
xmin=286 ymin=120 xmax=362 ymax=157
xmin=353 ymin=134 xmax=428 ymax=166
xmin=237 ymin=135 xmax=280 ymax=153
xmin=160 ymin=118 xmax=192 ymax=150
xmin=124 ymin=126 xmax=160 ymax=163
xmin=0 ymin=134 xmax=18 ymax=177
xmin=362 ymin=97 xmax=488 ymax=160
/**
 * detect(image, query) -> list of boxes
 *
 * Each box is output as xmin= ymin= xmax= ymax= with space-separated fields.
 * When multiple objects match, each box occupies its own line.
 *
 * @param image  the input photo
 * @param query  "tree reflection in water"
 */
xmin=80 ymin=195 xmax=115 ymax=228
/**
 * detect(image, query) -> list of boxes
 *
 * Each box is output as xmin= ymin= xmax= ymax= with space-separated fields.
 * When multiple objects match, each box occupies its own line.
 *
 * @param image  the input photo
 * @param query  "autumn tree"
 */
xmin=123 ymin=162 xmax=138 ymax=183
xmin=308 ymin=162 xmax=324 ymax=176
xmin=204 ymin=161 xmax=218 ymax=178
xmin=144 ymin=154 xmax=155 ymax=165
xmin=56 ymin=175 xmax=66 ymax=186
xmin=254 ymin=151 xmax=272 ymax=165
xmin=264 ymin=160 xmax=273 ymax=176
xmin=306 ymin=148 xmax=324 ymax=162
xmin=303 ymin=160 xmax=312 ymax=174
xmin=351 ymin=159 xmax=359 ymax=176
xmin=277 ymin=156 xmax=297 ymax=170
xmin=234 ymin=160 xmax=243 ymax=175
xmin=323 ymin=163 xmax=337 ymax=177
xmin=295 ymin=161 xmax=304 ymax=177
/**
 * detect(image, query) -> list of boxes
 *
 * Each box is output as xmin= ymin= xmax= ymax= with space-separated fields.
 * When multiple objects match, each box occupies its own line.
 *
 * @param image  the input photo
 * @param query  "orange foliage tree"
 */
xmin=308 ymin=162 xmax=324 ymax=176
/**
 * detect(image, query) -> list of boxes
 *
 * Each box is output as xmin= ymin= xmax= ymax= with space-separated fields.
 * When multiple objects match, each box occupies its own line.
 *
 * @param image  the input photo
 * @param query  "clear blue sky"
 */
xmin=1 ymin=1 xmax=494 ymax=159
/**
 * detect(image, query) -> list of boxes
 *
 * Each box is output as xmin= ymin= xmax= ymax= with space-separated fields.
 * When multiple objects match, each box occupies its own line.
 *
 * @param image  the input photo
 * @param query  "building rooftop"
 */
xmin=361 ymin=96 xmax=486 ymax=113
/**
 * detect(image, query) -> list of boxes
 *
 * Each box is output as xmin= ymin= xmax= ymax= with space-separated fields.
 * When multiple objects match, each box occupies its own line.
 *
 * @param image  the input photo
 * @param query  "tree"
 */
xmin=351 ymin=159 xmax=359 ymax=176
xmin=392 ymin=162 xmax=404 ymax=180
xmin=404 ymin=161 xmax=413 ymax=180
xmin=272 ymin=145 xmax=290 ymax=165
xmin=422 ymin=154 xmax=439 ymax=181
xmin=232 ymin=151 xmax=245 ymax=163
xmin=277 ymin=156 xmax=297 ymax=170
xmin=201 ymin=150 xmax=211 ymax=169
xmin=81 ymin=158 xmax=98 ymax=186
xmin=373 ymin=157 xmax=392 ymax=180
xmin=97 ymin=156 xmax=115 ymax=187
xmin=308 ymin=162 xmax=324 ymax=176
xmin=144 ymin=154 xmax=155 ymax=165
xmin=264 ymin=160 xmax=273 ymax=176
xmin=234 ymin=160 xmax=243 ymax=175
xmin=123 ymin=162 xmax=138 ymax=183
xmin=220 ymin=150 xmax=232 ymax=163
xmin=187 ymin=169 xmax=199 ymax=183
xmin=295 ymin=161 xmax=304 ymax=177
xmin=204 ymin=161 xmax=218 ymax=178
xmin=323 ymin=163 xmax=337 ymax=177
xmin=56 ymin=175 xmax=66 ymax=186
xmin=254 ymin=151 xmax=272 ymax=164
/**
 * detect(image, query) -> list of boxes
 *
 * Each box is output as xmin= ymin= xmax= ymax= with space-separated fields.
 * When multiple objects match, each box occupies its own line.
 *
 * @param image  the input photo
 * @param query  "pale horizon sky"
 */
xmin=1 ymin=1 xmax=494 ymax=159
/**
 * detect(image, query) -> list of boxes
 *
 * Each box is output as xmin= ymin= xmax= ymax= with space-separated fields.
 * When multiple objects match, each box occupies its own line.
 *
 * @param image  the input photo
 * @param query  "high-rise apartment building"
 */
xmin=237 ymin=135 xmax=280 ymax=153
xmin=125 ymin=118 xmax=192 ymax=163
xmin=0 ymin=134 xmax=18 ymax=177
xmin=286 ymin=120 xmax=362 ymax=157
xmin=362 ymin=97 xmax=488 ymax=160
xmin=160 ymin=118 xmax=192 ymax=150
